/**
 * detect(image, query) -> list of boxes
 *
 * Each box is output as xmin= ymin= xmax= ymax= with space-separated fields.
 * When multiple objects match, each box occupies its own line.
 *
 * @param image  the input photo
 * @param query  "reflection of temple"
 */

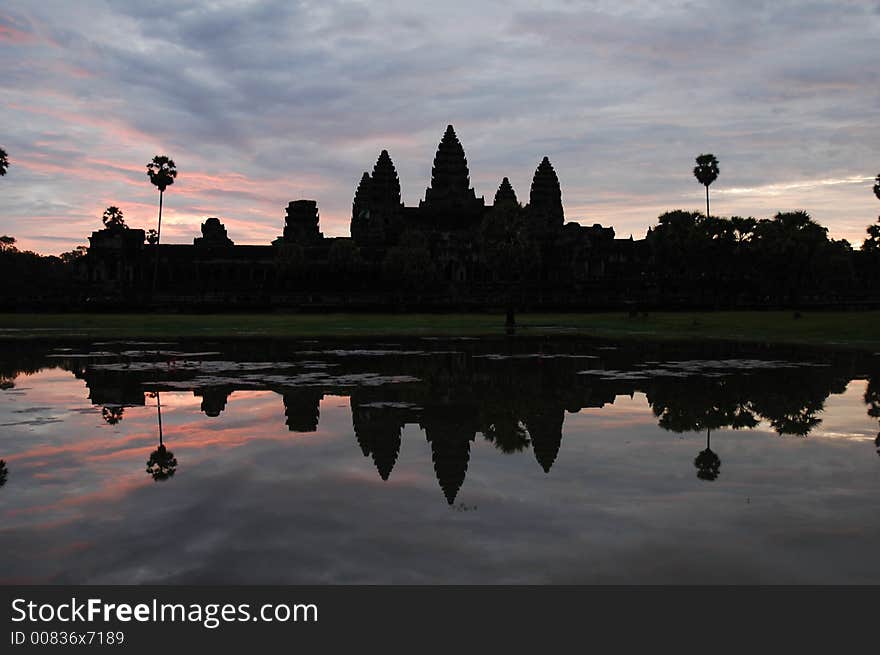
xmin=194 ymin=387 xmax=232 ymax=417
xmin=352 ymin=402 xmax=404 ymax=481
xmin=31 ymin=338 xmax=870 ymax=504
xmin=525 ymin=408 xmax=565 ymax=473
xmin=422 ymin=407 xmax=478 ymax=505
xmin=79 ymin=125 xmax=645 ymax=309
xmin=283 ymin=390 xmax=323 ymax=432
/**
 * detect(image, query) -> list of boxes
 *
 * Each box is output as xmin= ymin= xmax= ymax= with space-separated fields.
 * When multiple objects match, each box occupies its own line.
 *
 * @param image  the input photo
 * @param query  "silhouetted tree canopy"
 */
xmin=101 ymin=206 xmax=126 ymax=229
xmin=101 ymin=406 xmax=125 ymax=425
xmin=0 ymin=234 xmax=75 ymax=307
xmin=694 ymin=153 xmax=720 ymax=223
xmin=694 ymin=447 xmax=721 ymax=481
xmin=146 ymin=155 xmax=177 ymax=192
xmin=59 ymin=245 xmax=87 ymax=264
xmin=482 ymin=415 xmax=531 ymax=453
xmin=865 ymin=176 xmax=880 ymax=254
xmin=146 ymin=444 xmax=177 ymax=481
xmin=0 ymin=147 xmax=8 ymax=176
xmin=693 ymin=154 xmax=720 ymax=188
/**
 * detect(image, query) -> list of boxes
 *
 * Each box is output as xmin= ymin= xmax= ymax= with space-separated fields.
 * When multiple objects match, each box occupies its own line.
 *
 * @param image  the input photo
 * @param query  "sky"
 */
xmin=1 ymin=0 xmax=878 ymax=255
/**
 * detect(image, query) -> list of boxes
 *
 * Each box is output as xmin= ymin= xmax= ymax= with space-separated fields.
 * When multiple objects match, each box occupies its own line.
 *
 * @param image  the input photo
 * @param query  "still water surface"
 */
xmin=1 ymin=337 xmax=878 ymax=583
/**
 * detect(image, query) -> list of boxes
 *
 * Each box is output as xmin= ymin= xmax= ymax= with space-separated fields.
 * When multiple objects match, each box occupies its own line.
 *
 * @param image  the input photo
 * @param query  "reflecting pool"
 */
xmin=1 ymin=337 xmax=878 ymax=583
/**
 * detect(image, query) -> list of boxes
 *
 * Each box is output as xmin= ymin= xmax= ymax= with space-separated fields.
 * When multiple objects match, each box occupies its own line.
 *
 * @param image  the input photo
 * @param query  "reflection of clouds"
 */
xmin=2 ymin=366 xmax=880 ymax=583
xmin=804 ymin=380 xmax=877 ymax=441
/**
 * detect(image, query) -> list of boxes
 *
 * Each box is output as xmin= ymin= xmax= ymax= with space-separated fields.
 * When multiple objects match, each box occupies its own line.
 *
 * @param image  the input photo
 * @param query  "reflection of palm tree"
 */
xmin=146 ymin=445 xmax=177 ymax=481
xmin=694 ymin=428 xmax=721 ymax=481
xmin=0 ymin=459 xmax=7 ymax=488
xmin=650 ymin=377 xmax=758 ymax=434
xmin=767 ymin=407 xmax=822 ymax=438
xmin=146 ymin=392 xmax=177 ymax=481
xmin=482 ymin=415 xmax=530 ymax=453
xmin=101 ymin=406 xmax=125 ymax=425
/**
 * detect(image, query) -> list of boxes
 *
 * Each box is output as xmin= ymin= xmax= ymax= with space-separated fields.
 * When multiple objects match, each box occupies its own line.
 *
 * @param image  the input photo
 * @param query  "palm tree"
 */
xmin=693 ymin=153 xmax=720 ymax=219
xmin=0 ymin=147 xmax=8 ymax=176
xmin=874 ymin=173 xmax=880 ymax=201
xmin=101 ymin=206 xmax=126 ymax=229
xmin=146 ymin=155 xmax=177 ymax=293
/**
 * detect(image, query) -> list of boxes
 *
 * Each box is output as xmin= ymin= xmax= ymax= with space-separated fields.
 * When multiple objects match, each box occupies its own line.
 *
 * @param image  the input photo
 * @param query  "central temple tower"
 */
xmin=419 ymin=125 xmax=484 ymax=227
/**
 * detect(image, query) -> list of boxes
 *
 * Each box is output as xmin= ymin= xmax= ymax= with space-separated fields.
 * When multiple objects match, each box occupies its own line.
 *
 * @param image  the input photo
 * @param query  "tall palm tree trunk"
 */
xmin=151 ymin=190 xmax=163 ymax=296
xmin=705 ymin=185 xmax=710 ymax=220
xmin=156 ymin=391 xmax=164 ymax=448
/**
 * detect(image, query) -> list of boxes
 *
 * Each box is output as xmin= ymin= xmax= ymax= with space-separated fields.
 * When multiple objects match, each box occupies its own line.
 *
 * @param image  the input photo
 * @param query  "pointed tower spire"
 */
xmin=370 ymin=150 xmax=401 ymax=209
xmin=353 ymin=172 xmax=371 ymax=210
xmin=421 ymin=125 xmax=483 ymax=221
xmin=493 ymin=177 xmax=518 ymax=207
xmin=529 ymin=156 xmax=563 ymax=229
xmin=350 ymin=171 xmax=372 ymax=240
xmin=430 ymin=125 xmax=471 ymax=195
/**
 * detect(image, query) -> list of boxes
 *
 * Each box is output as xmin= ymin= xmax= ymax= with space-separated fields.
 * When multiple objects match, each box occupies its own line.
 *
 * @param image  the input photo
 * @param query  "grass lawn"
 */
xmin=0 ymin=311 xmax=877 ymax=347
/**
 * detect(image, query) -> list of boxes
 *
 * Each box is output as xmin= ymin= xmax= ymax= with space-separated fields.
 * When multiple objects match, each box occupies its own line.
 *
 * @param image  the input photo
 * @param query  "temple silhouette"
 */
xmin=79 ymin=125 xmax=640 ymax=309
xmin=4 ymin=124 xmax=878 ymax=310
